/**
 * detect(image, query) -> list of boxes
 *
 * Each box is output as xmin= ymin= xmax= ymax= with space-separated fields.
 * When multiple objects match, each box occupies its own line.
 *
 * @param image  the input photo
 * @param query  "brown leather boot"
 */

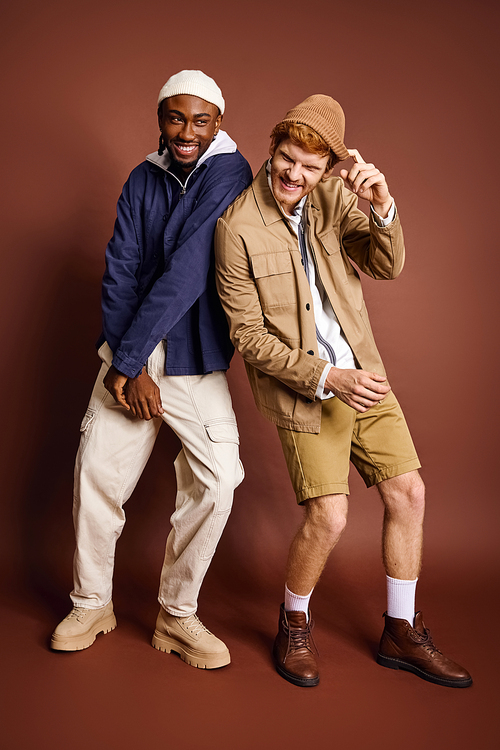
xmin=272 ymin=604 xmax=319 ymax=687
xmin=377 ymin=612 xmax=472 ymax=688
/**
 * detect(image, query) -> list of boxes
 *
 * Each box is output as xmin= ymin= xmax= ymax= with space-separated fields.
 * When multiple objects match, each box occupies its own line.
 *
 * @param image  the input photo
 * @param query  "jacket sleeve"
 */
xmin=111 ymin=163 xmax=252 ymax=378
xmin=338 ymin=184 xmax=405 ymax=280
xmin=215 ymin=218 xmax=326 ymax=401
xmin=101 ymin=178 xmax=143 ymax=355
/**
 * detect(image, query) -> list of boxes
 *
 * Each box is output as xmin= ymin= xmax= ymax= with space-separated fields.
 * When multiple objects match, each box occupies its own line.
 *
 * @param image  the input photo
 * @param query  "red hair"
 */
xmin=270 ymin=121 xmax=340 ymax=170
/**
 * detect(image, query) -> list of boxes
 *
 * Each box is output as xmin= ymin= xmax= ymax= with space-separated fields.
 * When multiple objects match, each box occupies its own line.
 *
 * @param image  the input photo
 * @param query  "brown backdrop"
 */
xmin=1 ymin=1 xmax=499 ymax=748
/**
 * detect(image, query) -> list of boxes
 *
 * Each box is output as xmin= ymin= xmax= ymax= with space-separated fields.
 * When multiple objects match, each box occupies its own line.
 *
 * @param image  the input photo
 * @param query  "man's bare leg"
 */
xmin=378 ymin=470 xmax=425 ymax=581
xmin=376 ymin=470 xmax=472 ymax=686
xmin=286 ymin=493 xmax=349 ymax=595
xmin=273 ymin=493 xmax=348 ymax=687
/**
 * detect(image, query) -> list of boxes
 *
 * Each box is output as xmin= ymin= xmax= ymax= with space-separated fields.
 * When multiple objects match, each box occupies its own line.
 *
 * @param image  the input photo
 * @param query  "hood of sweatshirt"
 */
xmin=146 ymin=129 xmax=237 ymax=174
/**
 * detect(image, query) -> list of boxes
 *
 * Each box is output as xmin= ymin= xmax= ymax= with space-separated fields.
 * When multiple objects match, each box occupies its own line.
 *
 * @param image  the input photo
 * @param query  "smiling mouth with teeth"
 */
xmin=173 ymin=143 xmax=199 ymax=155
xmin=281 ymin=178 xmax=302 ymax=190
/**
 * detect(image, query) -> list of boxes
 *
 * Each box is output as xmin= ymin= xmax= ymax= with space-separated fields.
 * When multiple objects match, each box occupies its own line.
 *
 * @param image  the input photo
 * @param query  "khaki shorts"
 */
xmin=277 ymin=391 xmax=421 ymax=504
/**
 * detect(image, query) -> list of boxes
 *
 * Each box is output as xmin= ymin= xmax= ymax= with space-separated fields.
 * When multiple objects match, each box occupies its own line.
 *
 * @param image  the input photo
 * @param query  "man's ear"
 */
xmin=214 ymin=112 xmax=223 ymax=135
xmin=321 ymin=166 xmax=335 ymax=182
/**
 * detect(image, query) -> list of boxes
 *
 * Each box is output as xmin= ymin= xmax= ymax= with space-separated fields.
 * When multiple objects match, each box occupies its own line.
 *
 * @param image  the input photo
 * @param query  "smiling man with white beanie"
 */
xmin=50 ymin=70 xmax=252 ymax=670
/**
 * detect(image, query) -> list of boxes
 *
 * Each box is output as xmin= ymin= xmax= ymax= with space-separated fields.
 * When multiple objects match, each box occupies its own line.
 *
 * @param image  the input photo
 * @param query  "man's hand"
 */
xmin=340 ymin=150 xmax=393 ymax=219
xmin=103 ymin=365 xmax=130 ymax=410
xmin=325 ymin=367 xmax=391 ymax=413
xmin=103 ymin=365 xmax=164 ymax=420
xmin=124 ymin=369 xmax=164 ymax=420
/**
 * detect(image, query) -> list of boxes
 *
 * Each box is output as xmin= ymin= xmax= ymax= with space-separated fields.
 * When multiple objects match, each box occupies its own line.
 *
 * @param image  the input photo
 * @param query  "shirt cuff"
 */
xmin=316 ymin=362 xmax=334 ymax=399
xmin=370 ymin=201 xmax=396 ymax=227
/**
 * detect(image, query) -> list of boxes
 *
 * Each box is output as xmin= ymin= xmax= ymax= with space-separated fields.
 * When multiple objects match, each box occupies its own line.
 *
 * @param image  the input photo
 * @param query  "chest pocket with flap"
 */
xmin=250 ymin=251 xmax=295 ymax=309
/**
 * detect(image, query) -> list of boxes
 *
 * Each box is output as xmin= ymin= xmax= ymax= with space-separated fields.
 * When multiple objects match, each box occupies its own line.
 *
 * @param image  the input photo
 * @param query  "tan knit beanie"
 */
xmin=282 ymin=94 xmax=349 ymax=161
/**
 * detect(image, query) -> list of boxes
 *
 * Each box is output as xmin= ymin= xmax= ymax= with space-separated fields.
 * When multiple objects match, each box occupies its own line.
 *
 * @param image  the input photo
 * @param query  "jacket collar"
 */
xmin=252 ymin=163 xmax=286 ymax=227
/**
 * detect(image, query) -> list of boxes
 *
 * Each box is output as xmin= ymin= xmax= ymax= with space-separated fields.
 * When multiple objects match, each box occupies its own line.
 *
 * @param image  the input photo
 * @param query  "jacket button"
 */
xmin=306 ymin=303 xmax=310 ymax=310
xmin=305 ymin=398 xmax=312 ymax=404
xmin=307 ymin=350 xmax=314 ymax=355
xmin=163 ymin=214 xmax=168 ymax=221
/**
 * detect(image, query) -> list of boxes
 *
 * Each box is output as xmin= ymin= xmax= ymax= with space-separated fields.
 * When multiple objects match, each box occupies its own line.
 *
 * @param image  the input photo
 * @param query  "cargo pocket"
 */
xmin=205 ymin=417 xmax=243 ymax=485
xmin=200 ymin=418 xmax=240 ymax=560
xmin=204 ymin=418 xmax=240 ymax=445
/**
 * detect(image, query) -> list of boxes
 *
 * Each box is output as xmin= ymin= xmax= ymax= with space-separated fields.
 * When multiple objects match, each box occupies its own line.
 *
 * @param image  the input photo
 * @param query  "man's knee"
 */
xmin=180 ymin=443 xmax=241 ymax=514
xmin=213 ymin=443 xmax=243 ymax=496
xmin=379 ymin=470 xmax=425 ymax=518
xmin=304 ymin=494 xmax=348 ymax=543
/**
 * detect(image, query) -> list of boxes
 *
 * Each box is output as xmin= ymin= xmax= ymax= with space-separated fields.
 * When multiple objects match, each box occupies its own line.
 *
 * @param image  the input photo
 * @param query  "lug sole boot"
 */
xmin=152 ymin=608 xmax=230 ymax=669
xmin=51 ymin=601 xmax=116 ymax=651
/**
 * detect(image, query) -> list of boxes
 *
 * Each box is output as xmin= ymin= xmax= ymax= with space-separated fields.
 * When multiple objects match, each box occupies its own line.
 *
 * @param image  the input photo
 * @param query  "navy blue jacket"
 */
xmin=100 ymin=132 xmax=252 ymax=378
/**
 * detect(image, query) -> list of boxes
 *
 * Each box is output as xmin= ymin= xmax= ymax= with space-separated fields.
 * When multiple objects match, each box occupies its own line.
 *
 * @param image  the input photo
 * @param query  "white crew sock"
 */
xmin=386 ymin=575 xmax=418 ymax=626
xmin=284 ymin=584 xmax=314 ymax=621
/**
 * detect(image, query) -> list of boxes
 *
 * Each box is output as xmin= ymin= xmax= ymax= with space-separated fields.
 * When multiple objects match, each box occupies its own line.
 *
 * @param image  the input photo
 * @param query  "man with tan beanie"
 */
xmin=50 ymin=70 xmax=252 ymax=669
xmin=215 ymin=95 xmax=471 ymax=688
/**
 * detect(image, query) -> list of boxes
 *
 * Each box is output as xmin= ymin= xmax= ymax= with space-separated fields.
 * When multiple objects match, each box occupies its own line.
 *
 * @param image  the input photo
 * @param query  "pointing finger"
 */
xmin=348 ymin=148 xmax=366 ymax=164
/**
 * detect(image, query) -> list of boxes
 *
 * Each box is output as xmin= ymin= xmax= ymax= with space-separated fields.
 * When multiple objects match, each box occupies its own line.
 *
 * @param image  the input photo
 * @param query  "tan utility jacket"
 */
xmin=215 ymin=163 xmax=405 ymax=433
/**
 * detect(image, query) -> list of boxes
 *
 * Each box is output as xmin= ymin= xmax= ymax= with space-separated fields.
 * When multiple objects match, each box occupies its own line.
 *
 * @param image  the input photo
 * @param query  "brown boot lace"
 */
xmin=409 ymin=625 xmax=442 ymax=657
xmin=284 ymin=617 xmax=318 ymax=662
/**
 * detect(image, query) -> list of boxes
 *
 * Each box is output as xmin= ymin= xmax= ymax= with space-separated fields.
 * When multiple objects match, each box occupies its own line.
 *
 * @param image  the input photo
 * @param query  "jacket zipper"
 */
xmin=167 ymin=168 xmax=194 ymax=196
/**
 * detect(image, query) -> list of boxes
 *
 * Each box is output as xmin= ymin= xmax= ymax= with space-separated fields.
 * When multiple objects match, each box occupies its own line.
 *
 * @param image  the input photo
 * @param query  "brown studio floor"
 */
xmin=1 ymin=561 xmax=499 ymax=750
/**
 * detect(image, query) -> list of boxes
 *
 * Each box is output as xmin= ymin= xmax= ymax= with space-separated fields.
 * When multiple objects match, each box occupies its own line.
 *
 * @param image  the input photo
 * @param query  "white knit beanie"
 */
xmin=157 ymin=70 xmax=225 ymax=114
